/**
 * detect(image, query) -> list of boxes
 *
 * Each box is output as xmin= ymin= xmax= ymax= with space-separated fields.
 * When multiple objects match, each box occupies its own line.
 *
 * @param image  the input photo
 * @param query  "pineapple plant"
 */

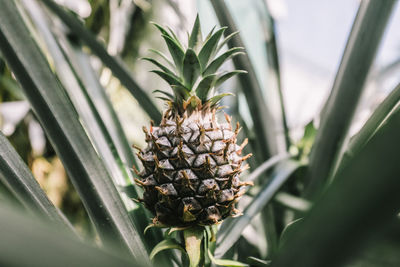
xmin=133 ymin=15 xmax=253 ymax=265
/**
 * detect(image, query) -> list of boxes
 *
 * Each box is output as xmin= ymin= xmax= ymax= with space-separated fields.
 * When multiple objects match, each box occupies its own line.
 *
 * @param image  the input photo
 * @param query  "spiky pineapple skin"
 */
xmin=135 ymin=108 xmax=250 ymax=227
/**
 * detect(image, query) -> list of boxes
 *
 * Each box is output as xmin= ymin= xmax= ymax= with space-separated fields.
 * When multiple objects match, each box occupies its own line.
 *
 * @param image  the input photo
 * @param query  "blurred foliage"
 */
xmin=0 ymin=0 xmax=400 ymax=266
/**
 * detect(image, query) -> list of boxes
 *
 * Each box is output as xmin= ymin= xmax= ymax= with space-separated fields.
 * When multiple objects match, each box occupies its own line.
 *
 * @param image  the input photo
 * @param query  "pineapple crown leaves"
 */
xmin=144 ymin=14 xmax=247 ymax=112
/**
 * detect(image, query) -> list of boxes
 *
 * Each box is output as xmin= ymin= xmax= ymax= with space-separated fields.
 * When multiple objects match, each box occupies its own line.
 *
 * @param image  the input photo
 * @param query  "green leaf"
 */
xmin=0 ymin=132 xmax=73 ymax=232
xmin=0 ymin=1 xmax=149 ymax=262
xmin=208 ymin=249 xmax=248 ymax=267
xmin=203 ymin=47 xmax=245 ymax=75
xmin=161 ymin=34 xmax=185 ymax=72
xmin=184 ymin=227 xmax=204 ymax=267
xmin=195 ymin=74 xmax=217 ymax=101
xmin=215 ymin=161 xmax=301 ymax=257
xmin=0 ymin=205 xmax=141 ymax=267
xmin=204 ymin=26 xmax=216 ymax=42
xmin=171 ymin=85 xmax=190 ymax=100
xmin=149 ymin=49 xmax=175 ymax=68
xmin=216 ymin=31 xmax=239 ymax=54
xmin=279 ymin=218 xmax=303 ymax=248
xmin=274 ymin=192 xmax=311 ymax=213
xmin=215 ymin=70 xmax=247 ymax=88
xmin=151 ymin=22 xmax=183 ymax=50
xmin=151 ymin=70 xmax=185 ymax=87
xmin=153 ymin=89 xmax=174 ymax=100
xmin=247 ymin=257 xmax=271 ymax=267
xmin=336 ymin=82 xmax=400 ymax=174
xmin=243 ymin=153 xmax=291 ymax=183
xmin=210 ymin=0 xmax=278 ymax=159
xmin=149 ymin=239 xmax=185 ymax=260
xmin=188 ymin=14 xmax=202 ymax=50
xmin=198 ymin=27 xmax=226 ymax=68
xmin=273 ymin=104 xmax=400 ymax=267
xmin=142 ymin=57 xmax=177 ymax=77
xmin=305 ymin=0 xmax=397 ymax=199
xmin=167 ymin=26 xmax=184 ymax=49
xmin=182 ymin=48 xmax=201 ymax=88
xmin=209 ymin=93 xmax=234 ymax=106
xmin=41 ymin=0 xmax=161 ymax=124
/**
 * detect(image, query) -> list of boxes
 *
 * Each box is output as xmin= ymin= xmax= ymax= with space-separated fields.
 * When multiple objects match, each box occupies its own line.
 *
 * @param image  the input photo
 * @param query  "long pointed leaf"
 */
xmin=161 ymin=34 xmax=185 ymax=72
xmin=0 ymin=1 xmax=149 ymax=262
xmin=215 ymin=70 xmax=247 ymax=89
xmin=188 ymin=14 xmax=202 ymax=50
xmin=0 ymin=204 xmax=140 ymax=267
xmin=335 ymin=82 xmax=400 ymax=174
xmin=203 ymin=47 xmax=244 ymax=76
xmin=41 ymin=0 xmax=161 ymax=123
xmin=196 ymin=74 xmax=217 ymax=101
xmin=198 ymin=27 xmax=226 ymax=69
xmin=182 ymin=48 xmax=201 ymax=88
xmin=273 ymin=102 xmax=400 ymax=267
xmin=142 ymin=57 xmax=177 ymax=77
xmin=0 ymin=132 xmax=73 ymax=232
xmin=211 ymin=0 xmax=278 ymax=159
xmin=305 ymin=0 xmax=397 ymax=199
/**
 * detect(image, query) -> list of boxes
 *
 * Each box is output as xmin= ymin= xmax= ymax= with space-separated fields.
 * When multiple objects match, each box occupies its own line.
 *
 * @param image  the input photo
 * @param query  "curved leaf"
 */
xmin=149 ymin=49 xmax=175 ymax=68
xmin=196 ymin=74 xmax=217 ymax=101
xmin=215 ymin=70 xmax=247 ymax=89
xmin=149 ymin=239 xmax=185 ymax=260
xmin=161 ymin=34 xmax=185 ymax=72
xmin=203 ymin=47 xmax=245 ymax=76
xmin=151 ymin=70 xmax=185 ymax=87
xmin=198 ymin=27 xmax=226 ymax=68
xmin=208 ymin=249 xmax=248 ymax=267
xmin=142 ymin=57 xmax=177 ymax=77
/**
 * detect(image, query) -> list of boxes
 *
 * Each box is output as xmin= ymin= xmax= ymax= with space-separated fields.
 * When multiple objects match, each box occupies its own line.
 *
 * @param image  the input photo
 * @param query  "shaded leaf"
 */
xmin=0 ymin=1 xmax=149 ymax=261
xmin=279 ymin=218 xmax=303 ymax=248
xmin=247 ymin=257 xmax=271 ymax=267
xmin=196 ymin=74 xmax=217 ymax=101
xmin=0 ymin=132 xmax=73 ymax=232
xmin=153 ymin=89 xmax=174 ymax=100
xmin=305 ymin=0 xmax=397 ymax=199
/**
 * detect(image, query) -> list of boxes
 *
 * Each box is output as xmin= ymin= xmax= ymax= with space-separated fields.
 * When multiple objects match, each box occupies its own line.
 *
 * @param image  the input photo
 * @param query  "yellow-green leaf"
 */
xmin=184 ymin=227 xmax=204 ymax=267
xmin=208 ymin=249 xmax=248 ymax=267
xmin=149 ymin=239 xmax=185 ymax=260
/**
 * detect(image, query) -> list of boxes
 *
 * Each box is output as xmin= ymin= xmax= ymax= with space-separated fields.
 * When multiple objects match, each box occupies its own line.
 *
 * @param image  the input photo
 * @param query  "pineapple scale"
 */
xmin=135 ymin=108 xmax=251 ymax=227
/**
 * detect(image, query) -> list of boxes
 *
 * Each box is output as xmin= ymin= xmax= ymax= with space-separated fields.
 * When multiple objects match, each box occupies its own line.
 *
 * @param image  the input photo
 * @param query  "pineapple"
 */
xmin=134 ymin=15 xmax=252 ymax=228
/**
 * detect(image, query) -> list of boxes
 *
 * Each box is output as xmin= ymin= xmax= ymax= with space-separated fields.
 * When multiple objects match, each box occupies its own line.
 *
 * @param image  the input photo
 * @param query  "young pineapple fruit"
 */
xmin=134 ymin=15 xmax=252 ymax=228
